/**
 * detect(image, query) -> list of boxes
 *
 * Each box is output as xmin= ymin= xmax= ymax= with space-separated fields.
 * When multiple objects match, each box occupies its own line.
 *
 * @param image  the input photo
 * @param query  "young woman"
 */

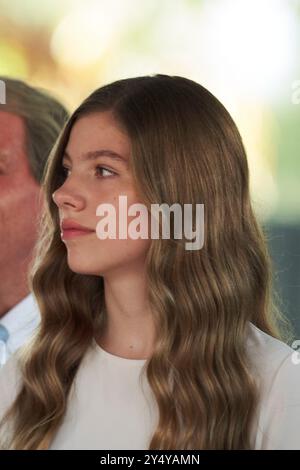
xmin=0 ymin=74 xmax=299 ymax=450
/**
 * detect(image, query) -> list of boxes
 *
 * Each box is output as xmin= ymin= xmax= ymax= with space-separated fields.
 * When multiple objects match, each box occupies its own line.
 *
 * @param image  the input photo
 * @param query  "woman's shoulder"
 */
xmin=246 ymin=321 xmax=300 ymax=400
xmin=247 ymin=321 xmax=295 ymax=363
xmin=247 ymin=322 xmax=300 ymax=449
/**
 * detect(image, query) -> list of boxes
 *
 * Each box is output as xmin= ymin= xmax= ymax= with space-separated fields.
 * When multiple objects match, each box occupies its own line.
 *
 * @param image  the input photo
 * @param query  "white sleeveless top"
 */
xmin=0 ymin=322 xmax=300 ymax=449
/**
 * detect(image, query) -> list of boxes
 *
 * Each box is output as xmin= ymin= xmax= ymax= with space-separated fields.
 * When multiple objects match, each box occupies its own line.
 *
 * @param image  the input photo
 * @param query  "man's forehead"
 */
xmin=0 ymin=111 xmax=25 ymax=151
xmin=0 ymin=110 xmax=24 ymax=129
xmin=0 ymin=113 xmax=27 ymax=168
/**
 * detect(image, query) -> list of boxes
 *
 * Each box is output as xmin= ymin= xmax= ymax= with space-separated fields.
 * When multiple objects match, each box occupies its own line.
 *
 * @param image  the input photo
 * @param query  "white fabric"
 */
xmin=0 ymin=321 xmax=299 ymax=449
xmin=0 ymin=294 xmax=40 ymax=366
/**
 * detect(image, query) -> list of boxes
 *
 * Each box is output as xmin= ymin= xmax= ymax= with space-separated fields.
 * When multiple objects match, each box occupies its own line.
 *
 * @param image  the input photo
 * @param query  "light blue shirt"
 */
xmin=0 ymin=294 xmax=40 ymax=366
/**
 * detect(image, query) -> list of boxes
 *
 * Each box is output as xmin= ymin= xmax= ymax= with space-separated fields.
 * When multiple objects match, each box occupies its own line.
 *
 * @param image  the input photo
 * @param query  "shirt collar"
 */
xmin=0 ymin=293 xmax=40 ymax=337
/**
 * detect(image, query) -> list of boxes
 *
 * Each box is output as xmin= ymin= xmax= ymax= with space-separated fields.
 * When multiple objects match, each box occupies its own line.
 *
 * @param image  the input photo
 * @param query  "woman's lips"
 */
xmin=61 ymin=228 xmax=95 ymax=240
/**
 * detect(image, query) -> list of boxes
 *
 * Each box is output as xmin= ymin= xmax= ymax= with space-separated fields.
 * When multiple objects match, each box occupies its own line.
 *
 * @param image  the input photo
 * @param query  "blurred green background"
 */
xmin=0 ymin=0 xmax=299 ymax=340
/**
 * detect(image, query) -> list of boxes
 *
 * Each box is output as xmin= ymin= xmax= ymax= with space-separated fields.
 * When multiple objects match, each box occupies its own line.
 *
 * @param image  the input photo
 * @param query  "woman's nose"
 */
xmin=52 ymin=187 xmax=84 ymax=210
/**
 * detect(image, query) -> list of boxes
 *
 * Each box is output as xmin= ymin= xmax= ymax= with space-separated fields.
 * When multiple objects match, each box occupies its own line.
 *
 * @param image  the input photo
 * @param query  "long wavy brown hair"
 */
xmin=0 ymin=74 xmax=293 ymax=450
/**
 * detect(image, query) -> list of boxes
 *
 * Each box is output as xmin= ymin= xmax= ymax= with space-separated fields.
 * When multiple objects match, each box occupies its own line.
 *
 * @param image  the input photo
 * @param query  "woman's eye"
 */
xmin=60 ymin=165 xmax=116 ymax=179
xmin=95 ymin=166 xmax=116 ymax=178
xmin=61 ymin=166 xmax=70 ymax=178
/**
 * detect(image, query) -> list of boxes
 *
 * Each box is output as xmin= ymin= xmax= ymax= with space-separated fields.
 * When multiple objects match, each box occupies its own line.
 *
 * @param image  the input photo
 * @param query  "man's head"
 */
xmin=0 ymin=77 xmax=69 ymax=272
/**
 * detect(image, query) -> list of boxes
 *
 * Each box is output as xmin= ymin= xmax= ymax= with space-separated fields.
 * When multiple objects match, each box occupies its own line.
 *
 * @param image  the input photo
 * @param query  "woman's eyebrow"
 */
xmin=63 ymin=149 xmax=128 ymax=165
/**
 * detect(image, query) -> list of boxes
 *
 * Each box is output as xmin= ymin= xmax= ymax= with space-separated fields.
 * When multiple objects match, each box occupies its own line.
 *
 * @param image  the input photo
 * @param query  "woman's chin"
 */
xmin=66 ymin=257 xmax=102 ymax=276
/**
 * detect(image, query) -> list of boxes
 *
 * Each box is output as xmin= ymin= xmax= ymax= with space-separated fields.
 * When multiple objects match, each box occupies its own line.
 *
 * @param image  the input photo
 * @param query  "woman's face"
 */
xmin=52 ymin=111 xmax=151 ymax=277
